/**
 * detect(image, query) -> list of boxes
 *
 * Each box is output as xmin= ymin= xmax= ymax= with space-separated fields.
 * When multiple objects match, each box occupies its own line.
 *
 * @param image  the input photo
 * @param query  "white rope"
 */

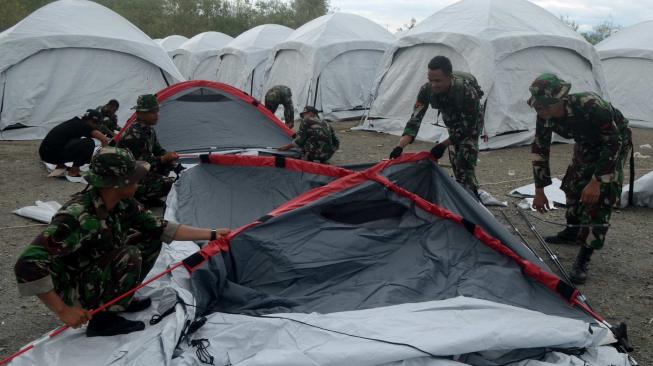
xmin=0 ymin=223 xmax=48 ymax=231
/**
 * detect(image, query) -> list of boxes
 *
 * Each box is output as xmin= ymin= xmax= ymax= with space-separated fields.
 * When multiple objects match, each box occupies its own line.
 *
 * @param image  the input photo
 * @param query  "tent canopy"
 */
xmin=115 ymin=80 xmax=294 ymax=154
xmin=597 ymin=21 xmax=653 ymax=128
xmin=216 ymin=24 xmax=293 ymax=97
xmin=156 ymin=35 xmax=188 ymax=52
xmin=173 ymin=31 xmax=233 ymax=80
xmin=0 ymin=0 xmax=184 ymax=140
xmin=262 ymin=12 xmax=394 ymax=119
xmin=359 ymin=0 xmax=607 ymax=149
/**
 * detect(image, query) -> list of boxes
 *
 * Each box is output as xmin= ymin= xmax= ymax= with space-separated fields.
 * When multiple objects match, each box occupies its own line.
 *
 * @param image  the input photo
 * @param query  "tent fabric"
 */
xmin=156 ymin=35 xmax=189 ymax=52
xmin=621 ymin=170 xmax=653 ymax=208
xmin=596 ymin=21 xmax=653 ymax=128
xmin=357 ymin=0 xmax=607 ymax=149
xmin=215 ymin=24 xmax=293 ymax=97
xmin=0 ymin=0 xmax=185 ymax=140
xmin=114 ymin=80 xmax=294 ymax=154
xmin=261 ymin=13 xmax=394 ymax=119
xmin=173 ymin=32 xmax=233 ymax=80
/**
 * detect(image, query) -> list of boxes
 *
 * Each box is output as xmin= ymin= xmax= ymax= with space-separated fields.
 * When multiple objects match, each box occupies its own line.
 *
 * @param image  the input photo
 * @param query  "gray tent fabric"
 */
xmin=117 ymin=81 xmax=294 ymax=154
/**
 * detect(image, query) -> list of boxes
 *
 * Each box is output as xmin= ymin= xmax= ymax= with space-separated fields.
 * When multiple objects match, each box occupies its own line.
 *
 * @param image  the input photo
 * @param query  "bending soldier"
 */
xmin=278 ymin=106 xmax=339 ymax=163
xmin=265 ymin=85 xmax=295 ymax=129
xmin=95 ymin=99 xmax=120 ymax=138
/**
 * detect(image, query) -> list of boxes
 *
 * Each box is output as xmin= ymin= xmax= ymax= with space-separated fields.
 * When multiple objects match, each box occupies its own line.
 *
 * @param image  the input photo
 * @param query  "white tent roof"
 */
xmin=596 ymin=21 xmax=653 ymax=128
xmin=262 ymin=12 xmax=394 ymax=118
xmin=157 ymin=35 xmax=188 ymax=52
xmin=359 ymin=0 xmax=608 ymax=149
xmin=215 ymin=24 xmax=293 ymax=95
xmin=0 ymin=0 xmax=184 ymax=139
xmin=174 ymin=31 xmax=233 ymax=80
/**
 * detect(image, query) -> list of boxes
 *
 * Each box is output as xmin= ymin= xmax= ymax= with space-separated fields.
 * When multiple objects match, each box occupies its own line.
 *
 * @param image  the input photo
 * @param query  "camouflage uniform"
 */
xmin=530 ymin=75 xmax=632 ymax=250
xmin=265 ymin=85 xmax=295 ymax=126
xmin=95 ymin=105 xmax=119 ymax=137
xmin=402 ymin=72 xmax=484 ymax=194
xmin=14 ymin=147 xmax=179 ymax=312
xmin=294 ymin=115 xmax=340 ymax=163
xmin=117 ymin=95 xmax=174 ymax=203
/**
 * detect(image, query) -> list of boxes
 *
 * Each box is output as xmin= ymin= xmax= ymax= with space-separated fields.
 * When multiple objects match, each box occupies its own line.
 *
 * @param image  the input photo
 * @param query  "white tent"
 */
xmin=215 ymin=24 xmax=293 ymax=97
xmin=0 ymin=0 xmax=185 ymax=140
xmin=156 ymin=35 xmax=188 ymax=52
xmin=262 ymin=13 xmax=395 ymax=120
xmin=358 ymin=0 xmax=608 ymax=149
xmin=172 ymin=31 xmax=233 ymax=80
xmin=596 ymin=21 xmax=653 ymax=129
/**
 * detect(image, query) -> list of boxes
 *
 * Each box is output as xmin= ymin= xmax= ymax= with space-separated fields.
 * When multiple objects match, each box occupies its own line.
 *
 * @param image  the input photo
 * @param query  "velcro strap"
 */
xmin=556 ymin=280 xmax=577 ymax=302
xmin=182 ymin=252 xmax=206 ymax=272
xmin=199 ymin=154 xmax=210 ymax=163
xmin=275 ymin=156 xmax=286 ymax=168
xmin=461 ymin=218 xmax=476 ymax=234
xmin=258 ymin=215 xmax=273 ymax=223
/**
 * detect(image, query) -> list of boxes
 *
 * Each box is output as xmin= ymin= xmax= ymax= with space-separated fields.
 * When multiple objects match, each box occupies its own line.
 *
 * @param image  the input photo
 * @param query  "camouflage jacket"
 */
xmin=402 ymin=72 xmax=484 ymax=146
xmin=95 ymin=106 xmax=119 ymax=137
xmin=265 ymin=85 xmax=294 ymax=123
xmin=14 ymin=189 xmax=179 ymax=296
xmin=294 ymin=116 xmax=340 ymax=162
xmin=117 ymin=120 xmax=167 ymax=172
xmin=532 ymin=92 xmax=631 ymax=188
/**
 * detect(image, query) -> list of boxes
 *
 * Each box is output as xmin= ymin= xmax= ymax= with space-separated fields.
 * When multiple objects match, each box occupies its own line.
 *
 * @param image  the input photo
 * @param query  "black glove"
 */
xmin=430 ymin=143 xmax=447 ymax=159
xmin=389 ymin=146 xmax=403 ymax=159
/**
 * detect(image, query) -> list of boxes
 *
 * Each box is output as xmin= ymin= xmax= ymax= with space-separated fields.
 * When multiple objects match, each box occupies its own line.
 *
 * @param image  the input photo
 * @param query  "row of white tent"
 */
xmin=0 ymin=0 xmax=652 ymax=147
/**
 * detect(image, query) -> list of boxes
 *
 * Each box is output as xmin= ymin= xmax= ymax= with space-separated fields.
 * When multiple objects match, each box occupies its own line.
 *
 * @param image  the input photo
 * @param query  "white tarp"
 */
xmin=509 ymin=178 xmax=567 ymax=207
xmin=261 ymin=13 xmax=394 ymax=119
xmin=357 ymin=0 xmax=607 ymax=149
xmin=596 ymin=21 xmax=653 ymax=129
xmin=215 ymin=24 xmax=293 ymax=97
xmin=174 ymin=32 xmax=233 ymax=80
xmin=621 ymin=170 xmax=653 ymax=208
xmin=0 ymin=0 xmax=185 ymax=140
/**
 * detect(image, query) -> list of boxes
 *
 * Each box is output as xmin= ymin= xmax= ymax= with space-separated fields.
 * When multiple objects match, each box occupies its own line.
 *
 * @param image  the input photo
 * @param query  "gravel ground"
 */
xmin=1 ymin=122 xmax=652 ymax=363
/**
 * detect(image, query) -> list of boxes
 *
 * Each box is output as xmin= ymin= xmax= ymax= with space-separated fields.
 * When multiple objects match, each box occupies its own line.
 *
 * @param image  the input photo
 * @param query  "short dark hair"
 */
xmin=107 ymin=99 xmax=119 ymax=108
xmin=428 ymin=56 xmax=452 ymax=75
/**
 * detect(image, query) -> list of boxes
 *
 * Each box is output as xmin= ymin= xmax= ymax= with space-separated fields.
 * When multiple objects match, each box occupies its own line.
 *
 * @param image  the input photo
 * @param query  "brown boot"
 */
xmin=569 ymin=246 xmax=594 ymax=284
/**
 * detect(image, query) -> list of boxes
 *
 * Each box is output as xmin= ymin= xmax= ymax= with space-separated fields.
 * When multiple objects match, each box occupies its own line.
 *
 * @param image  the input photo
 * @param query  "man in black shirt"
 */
xmin=39 ymin=110 xmax=110 ymax=177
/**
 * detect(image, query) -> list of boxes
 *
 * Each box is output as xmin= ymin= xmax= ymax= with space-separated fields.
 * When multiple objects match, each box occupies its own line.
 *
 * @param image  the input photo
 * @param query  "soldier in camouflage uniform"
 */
xmin=95 ymin=99 xmax=120 ymax=138
xmin=278 ymin=106 xmax=339 ymax=163
xmin=117 ymin=94 xmax=178 ymax=206
xmin=14 ymin=147 xmax=229 ymax=336
xmin=265 ymin=85 xmax=295 ymax=129
xmin=528 ymin=73 xmax=632 ymax=284
xmin=389 ymin=56 xmax=484 ymax=197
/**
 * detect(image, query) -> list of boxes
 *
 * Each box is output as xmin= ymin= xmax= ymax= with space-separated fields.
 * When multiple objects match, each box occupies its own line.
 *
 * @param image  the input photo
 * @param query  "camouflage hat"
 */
xmin=82 ymin=109 xmax=103 ymax=122
xmin=527 ymin=73 xmax=571 ymax=108
xmin=300 ymin=106 xmax=319 ymax=118
xmin=131 ymin=94 xmax=159 ymax=112
xmin=82 ymin=147 xmax=150 ymax=188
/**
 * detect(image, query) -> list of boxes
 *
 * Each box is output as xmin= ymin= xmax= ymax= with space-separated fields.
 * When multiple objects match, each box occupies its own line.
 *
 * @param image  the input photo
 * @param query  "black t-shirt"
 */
xmin=40 ymin=117 xmax=95 ymax=153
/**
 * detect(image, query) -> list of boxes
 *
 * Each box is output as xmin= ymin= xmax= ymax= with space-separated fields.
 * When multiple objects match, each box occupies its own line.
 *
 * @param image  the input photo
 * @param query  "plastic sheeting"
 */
xmin=261 ymin=13 xmax=394 ymax=119
xmin=621 ymin=170 xmax=653 ymax=208
xmin=358 ymin=0 xmax=607 ymax=149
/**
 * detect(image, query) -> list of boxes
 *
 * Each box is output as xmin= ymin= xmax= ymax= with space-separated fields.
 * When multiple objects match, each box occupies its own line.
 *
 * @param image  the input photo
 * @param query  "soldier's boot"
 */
xmin=569 ymin=246 xmax=594 ymax=285
xmin=125 ymin=297 xmax=152 ymax=313
xmin=544 ymin=219 xmax=579 ymax=244
xmin=86 ymin=312 xmax=145 ymax=337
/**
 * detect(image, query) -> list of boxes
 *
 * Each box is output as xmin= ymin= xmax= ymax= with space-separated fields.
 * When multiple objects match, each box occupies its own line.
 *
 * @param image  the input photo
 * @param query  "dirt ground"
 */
xmin=1 ymin=122 xmax=652 ymax=363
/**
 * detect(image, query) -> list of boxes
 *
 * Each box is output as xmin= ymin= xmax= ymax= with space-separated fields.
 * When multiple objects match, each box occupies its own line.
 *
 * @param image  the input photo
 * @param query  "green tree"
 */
xmin=581 ymin=20 xmax=621 ymax=45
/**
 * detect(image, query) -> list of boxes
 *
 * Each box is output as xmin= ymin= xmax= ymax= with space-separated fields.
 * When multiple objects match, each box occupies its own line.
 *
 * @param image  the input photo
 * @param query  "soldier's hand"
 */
xmin=215 ymin=228 xmax=230 ymax=237
xmin=389 ymin=146 xmax=403 ymax=159
xmin=162 ymin=151 xmax=179 ymax=163
xmin=532 ymin=189 xmax=550 ymax=213
xmin=581 ymin=179 xmax=601 ymax=205
xmin=57 ymin=306 xmax=92 ymax=328
xmin=430 ymin=143 xmax=447 ymax=159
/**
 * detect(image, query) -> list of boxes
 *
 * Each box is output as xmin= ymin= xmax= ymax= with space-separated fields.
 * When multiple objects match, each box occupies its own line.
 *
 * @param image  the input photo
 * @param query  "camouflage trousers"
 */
xmin=135 ymin=170 xmax=174 ymax=204
xmin=448 ymin=140 xmax=479 ymax=195
xmin=562 ymin=141 xmax=631 ymax=250
xmin=302 ymin=143 xmax=336 ymax=163
xmin=51 ymin=238 xmax=162 ymax=312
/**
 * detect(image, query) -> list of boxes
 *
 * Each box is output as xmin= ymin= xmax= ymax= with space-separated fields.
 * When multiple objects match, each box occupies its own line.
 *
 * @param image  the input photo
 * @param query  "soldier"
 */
xmin=528 ymin=73 xmax=632 ymax=284
xmin=95 ymin=99 xmax=120 ymax=138
xmin=117 ymin=94 xmax=179 ymax=206
xmin=264 ymin=85 xmax=295 ymax=129
xmin=14 ymin=147 xmax=229 ymax=336
xmin=39 ymin=109 xmax=109 ymax=177
xmin=278 ymin=106 xmax=339 ymax=163
xmin=388 ymin=56 xmax=484 ymax=197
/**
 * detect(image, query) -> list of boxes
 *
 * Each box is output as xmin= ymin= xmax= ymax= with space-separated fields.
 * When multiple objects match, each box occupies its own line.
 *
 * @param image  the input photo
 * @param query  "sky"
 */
xmin=329 ymin=0 xmax=653 ymax=33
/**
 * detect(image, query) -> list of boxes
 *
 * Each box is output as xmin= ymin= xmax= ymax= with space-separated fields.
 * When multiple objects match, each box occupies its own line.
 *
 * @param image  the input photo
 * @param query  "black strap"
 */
xmin=275 ymin=156 xmax=286 ymax=168
xmin=258 ymin=214 xmax=273 ymax=223
xmin=628 ymin=140 xmax=635 ymax=206
xmin=555 ymin=280 xmax=577 ymax=302
xmin=461 ymin=218 xmax=476 ymax=234
xmin=200 ymin=154 xmax=210 ymax=164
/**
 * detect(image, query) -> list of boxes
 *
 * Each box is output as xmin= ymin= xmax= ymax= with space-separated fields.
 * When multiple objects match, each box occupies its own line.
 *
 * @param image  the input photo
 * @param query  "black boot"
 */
xmin=125 ymin=297 xmax=152 ymax=313
xmin=545 ymin=222 xmax=579 ymax=244
xmin=569 ymin=246 xmax=594 ymax=285
xmin=86 ymin=312 xmax=145 ymax=337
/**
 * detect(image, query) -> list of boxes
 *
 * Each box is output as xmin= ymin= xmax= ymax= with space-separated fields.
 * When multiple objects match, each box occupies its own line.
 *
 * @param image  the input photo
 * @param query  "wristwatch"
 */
xmin=210 ymin=230 xmax=217 ymax=241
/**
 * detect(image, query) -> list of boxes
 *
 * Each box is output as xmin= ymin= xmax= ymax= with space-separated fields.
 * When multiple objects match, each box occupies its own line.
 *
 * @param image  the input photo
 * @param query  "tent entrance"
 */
xmin=320 ymin=199 xmax=426 ymax=228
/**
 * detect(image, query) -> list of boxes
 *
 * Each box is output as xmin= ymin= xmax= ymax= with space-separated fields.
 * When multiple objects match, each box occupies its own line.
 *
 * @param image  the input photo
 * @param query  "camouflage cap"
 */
xmin=300 ymin=106 xmax=319 ymax=118
xmin=82 ymin=109 xmax=103 ymax=122
xmin=82 ymin=147 xmax=150 ymax=188
xmin=527 ymin=73 xmax=571 ymax=108
xmin=131 ymin=94 xmax=159 ymax=112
